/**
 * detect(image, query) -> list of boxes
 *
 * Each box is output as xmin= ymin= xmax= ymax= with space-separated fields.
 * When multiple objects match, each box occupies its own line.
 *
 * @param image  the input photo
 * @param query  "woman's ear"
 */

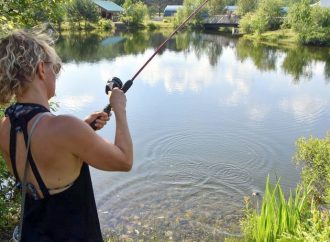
xmin=36 ymin=62 xmax=46 ymax=81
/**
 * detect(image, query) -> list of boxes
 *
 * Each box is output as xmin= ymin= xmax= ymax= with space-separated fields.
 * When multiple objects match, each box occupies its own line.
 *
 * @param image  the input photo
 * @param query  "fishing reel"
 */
xmin=105 ymin=77 xmax=133 ymax=95
xmin=105 ymin=77 xmax=123 ymax=95
xmin=90 ymin=77 xmax=133 ymax=130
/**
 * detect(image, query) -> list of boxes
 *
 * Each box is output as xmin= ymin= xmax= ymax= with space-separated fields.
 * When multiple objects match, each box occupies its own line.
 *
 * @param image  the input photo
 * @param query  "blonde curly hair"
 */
xmin=0 ymin=29 xmax=62 ymax=104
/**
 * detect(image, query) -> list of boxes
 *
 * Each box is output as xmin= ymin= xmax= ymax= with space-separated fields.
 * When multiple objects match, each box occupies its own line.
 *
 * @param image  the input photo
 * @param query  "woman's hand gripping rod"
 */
xmin=90 ymin=77 xmax=132 ymax=130
xmin=90 ymin=0 xmax=210 ymax=130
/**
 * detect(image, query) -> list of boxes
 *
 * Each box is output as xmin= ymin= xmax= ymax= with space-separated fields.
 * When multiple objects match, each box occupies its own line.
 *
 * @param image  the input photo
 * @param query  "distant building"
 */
xmin=92 ymin=0 xmax=124 ymax=20
xmin=164 ymin=5 xmax=182 ymax=17
xmin=224 ymin=5 xmax=237 ymax=13
xmin=280 ymin=7 xmax=289 ymax=14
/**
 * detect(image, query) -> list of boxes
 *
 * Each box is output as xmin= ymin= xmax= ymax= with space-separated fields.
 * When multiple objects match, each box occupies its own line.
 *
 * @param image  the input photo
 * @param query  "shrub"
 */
xmin=98 ymin=19 xmax=113 ymax=30
xmin=294 ymin=131 xmax=330 ymax=205
xmin=147 ymin=22 xmax=159 ymax=31
xmin=239 ymin=12 xmax=255 ymax=34
xmin=280 ymin=201 xmax=330 ymax=241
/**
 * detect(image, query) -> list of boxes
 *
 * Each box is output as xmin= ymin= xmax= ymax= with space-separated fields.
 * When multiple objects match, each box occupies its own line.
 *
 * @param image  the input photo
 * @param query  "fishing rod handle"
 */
xmin=122 ymin=80 xmax=133 ymax=93
xmin=90 ymin=104 xmax=112 ymax=130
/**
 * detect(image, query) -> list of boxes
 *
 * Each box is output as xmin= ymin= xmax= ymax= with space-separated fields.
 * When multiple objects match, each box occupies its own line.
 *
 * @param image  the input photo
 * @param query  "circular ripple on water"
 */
xmin=279 ymin=96 xmax=329 ymax=125
xmin=207 ymin=162 xmax=253 ymax=185
xmin=139 ymin=128 xmax=277 ymax=178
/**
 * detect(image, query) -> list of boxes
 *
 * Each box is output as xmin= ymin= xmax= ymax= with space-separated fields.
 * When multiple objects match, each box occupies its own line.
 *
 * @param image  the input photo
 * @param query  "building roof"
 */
xmin=164 ymin=5 xmax=183 ymax=12
xmin=224 ymin=5 xmax=237 ymax=11
xmin=92 ymin=0 xmax=124 ymax=12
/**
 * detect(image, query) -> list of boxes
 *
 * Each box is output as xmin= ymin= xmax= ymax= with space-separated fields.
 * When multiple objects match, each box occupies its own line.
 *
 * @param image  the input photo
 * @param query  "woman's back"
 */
xmin=0 ymin=103 xmax=84 ymax=197
xmin=1 ymin=103 xmax=103 ymax=241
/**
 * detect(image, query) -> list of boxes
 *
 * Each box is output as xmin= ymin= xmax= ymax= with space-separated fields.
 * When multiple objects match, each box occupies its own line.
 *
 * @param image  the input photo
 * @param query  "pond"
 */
xmin=53 ymin=30 xmax=330 ymax=240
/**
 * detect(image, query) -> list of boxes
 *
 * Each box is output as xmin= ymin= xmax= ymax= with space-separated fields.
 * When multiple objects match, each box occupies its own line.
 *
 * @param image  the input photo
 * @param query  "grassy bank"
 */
xmin=242 ymin=29 xmax=300 ymax=48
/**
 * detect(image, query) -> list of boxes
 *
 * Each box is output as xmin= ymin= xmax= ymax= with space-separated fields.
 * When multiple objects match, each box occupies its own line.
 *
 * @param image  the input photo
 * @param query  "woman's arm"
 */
xmin=55 ymin=89 xmax=133 ymax=171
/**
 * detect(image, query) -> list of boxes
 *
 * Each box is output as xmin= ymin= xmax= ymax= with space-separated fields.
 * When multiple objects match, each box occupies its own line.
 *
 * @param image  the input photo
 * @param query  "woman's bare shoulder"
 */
xmin=48 ymin=114 xmax=90 ymax=130
xmin=42 ymin=114 xmax=95 ymax=140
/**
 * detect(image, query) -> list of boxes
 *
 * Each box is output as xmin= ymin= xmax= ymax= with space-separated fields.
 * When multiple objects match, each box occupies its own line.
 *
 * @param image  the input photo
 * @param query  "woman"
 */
xmin=0 ymin=29 xmax=133 ymax=241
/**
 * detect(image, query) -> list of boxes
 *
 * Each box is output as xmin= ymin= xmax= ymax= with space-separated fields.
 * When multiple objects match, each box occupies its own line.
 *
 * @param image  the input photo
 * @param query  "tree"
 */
xmin=174 ymin=0 xmax=209 ymax=28
xmin=286 ymin=0 xmax=330 ymax=45
xmin=113 ymin=0 xmax=126 ymax=7
xmin=207 ymin=0 xmax=227 ymax=15
xmin=121 ymin=0 xmax=149 ymax=27
xmin=148 ymin=0 xmax=168 ymax=17
xmin=67 ymin=0 xmax=99 ymax=28
xmin=236 ymin=0 xmax=259 ymax=16
xmin=239 ymin=0 xmax=284 ymax=34
xmin=257 ymin=0 xmax=284 ymax=30
xmin=0 ymin=0 xmax=67 ymax=32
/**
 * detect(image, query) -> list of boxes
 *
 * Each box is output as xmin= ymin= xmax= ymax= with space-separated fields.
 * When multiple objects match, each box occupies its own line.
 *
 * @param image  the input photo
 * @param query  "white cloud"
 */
xmin=56 ymin=95 xmax=95 ymax=111
xmin=248 ymin=105 xmax=269 ymax=121
xmin=223 ymin=72 xmax=250 ymax=106
xmin=99 ymin=50 xmax=216 ymax=93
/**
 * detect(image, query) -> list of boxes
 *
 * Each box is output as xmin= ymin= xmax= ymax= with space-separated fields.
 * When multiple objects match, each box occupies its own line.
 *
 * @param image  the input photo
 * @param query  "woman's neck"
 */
xmin=16 ymin=85 xmax=50 ymax=109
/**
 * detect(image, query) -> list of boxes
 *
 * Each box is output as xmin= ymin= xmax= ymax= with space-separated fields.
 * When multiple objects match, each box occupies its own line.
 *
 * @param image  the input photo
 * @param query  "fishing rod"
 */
xmin=91 ymin=0 xmax=210 ymax=130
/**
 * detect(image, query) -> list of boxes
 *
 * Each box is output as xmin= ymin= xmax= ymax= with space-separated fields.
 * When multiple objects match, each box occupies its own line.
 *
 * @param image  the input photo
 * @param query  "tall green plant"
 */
xmin=241 ymin=176 xmax=310 ymax=241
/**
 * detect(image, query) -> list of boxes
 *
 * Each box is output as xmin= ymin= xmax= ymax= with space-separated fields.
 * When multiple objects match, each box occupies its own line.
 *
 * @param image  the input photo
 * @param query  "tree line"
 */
xmin=1 ymin=0 xmax=329 ymax=45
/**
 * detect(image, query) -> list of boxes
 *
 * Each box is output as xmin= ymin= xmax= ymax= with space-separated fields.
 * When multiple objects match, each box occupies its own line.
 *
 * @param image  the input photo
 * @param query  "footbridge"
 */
xmin=203 ymin=15 xmax=239 ymax=30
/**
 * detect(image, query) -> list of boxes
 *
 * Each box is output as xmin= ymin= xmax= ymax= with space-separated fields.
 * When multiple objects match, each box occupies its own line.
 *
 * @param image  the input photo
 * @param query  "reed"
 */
xmin=241 ymin=176 xmax=311 ymax=242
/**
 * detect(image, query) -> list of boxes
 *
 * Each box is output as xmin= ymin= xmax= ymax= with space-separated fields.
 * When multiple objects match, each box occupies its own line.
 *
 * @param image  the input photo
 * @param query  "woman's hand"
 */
xmin=110 ymin=88 xmax=126 ymax=114
xmin=84 ymin=111 xmax=110 ymax=130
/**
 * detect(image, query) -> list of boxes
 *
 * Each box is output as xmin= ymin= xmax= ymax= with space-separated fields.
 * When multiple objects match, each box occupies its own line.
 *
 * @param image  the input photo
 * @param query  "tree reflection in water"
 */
xmin=236 ymin=38 xmax=330 ymax=83
xmin=55 ymin=30 xmax=330 ymax=83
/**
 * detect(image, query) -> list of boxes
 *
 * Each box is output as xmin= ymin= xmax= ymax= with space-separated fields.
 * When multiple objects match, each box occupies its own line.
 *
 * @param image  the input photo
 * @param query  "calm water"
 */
xmin=53 ymin=30 xmax=330 ymax=240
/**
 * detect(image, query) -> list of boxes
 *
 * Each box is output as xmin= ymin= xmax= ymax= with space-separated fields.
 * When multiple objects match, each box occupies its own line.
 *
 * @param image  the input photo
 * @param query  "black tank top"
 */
xmin=5 ymin=103 xmax=103 ymax=242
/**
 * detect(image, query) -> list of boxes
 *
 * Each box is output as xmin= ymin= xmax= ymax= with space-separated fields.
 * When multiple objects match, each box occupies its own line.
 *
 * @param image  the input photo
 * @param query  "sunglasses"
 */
xmin=44 ymin=61 xmax=61 ymax=76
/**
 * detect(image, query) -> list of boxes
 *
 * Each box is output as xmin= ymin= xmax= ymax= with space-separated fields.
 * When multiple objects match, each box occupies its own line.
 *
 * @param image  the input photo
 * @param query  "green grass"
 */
xmin=243 ymin=29 xmax=299 ymax=48
xmin=146 ymin=20 xmax=173 ymax=29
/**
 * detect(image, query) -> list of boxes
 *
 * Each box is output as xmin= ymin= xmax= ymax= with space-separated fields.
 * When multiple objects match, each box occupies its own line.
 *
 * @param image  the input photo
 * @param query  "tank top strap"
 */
xmin=5 ymin=103 xmax=51 ymax=198
xmin=27 ymin=143 xmax=50 ymax=198
xmin=24 ymin=112 xmax=52 ymax=198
